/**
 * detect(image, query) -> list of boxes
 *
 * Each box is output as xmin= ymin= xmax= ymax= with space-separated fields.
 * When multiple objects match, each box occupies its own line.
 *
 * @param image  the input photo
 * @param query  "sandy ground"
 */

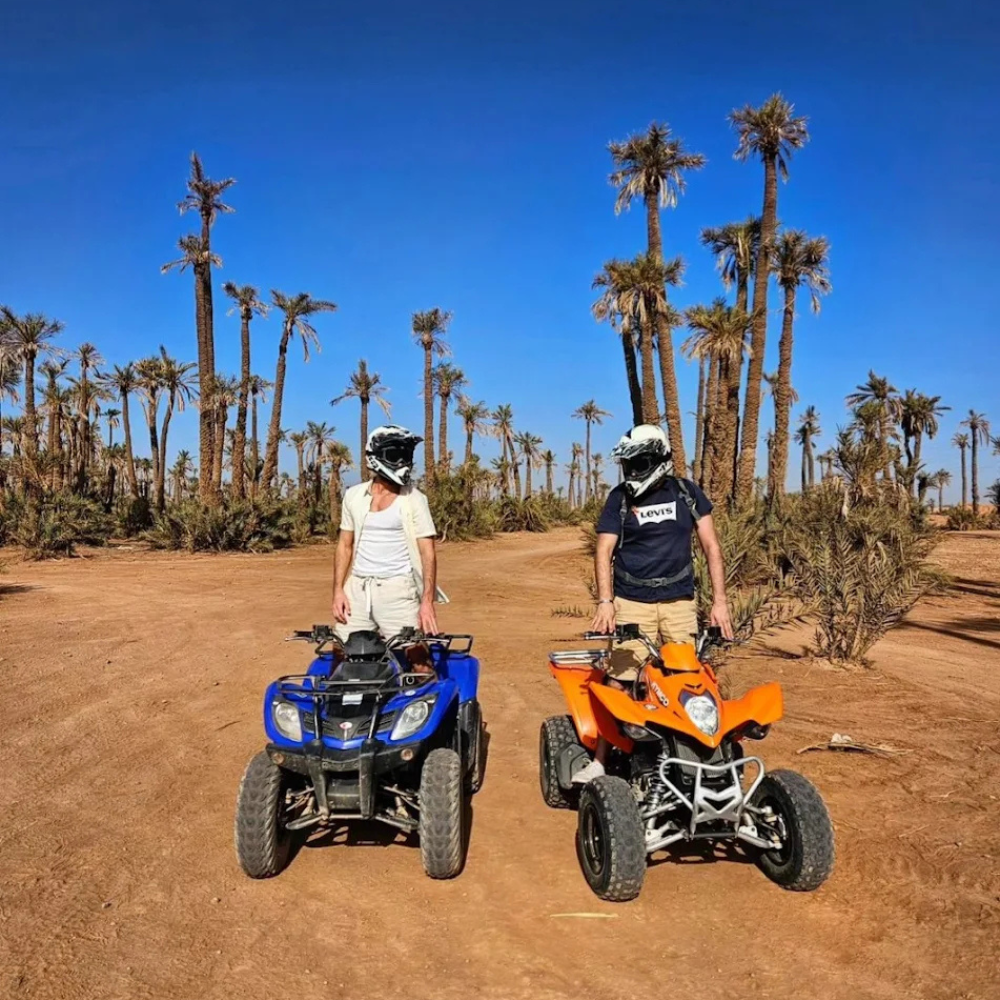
xmin=1 ymin=528 xmax=998 ymax=1000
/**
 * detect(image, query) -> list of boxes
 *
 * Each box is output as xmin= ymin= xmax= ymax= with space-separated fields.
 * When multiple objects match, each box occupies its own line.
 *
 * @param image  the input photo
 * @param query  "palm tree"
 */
xmin=541 ymin=449 xmax=556 ymax=495
xmin=331 ymin=359 xmax=390 ymax=482
xmin=432 ymin=363 xmax=467 ymax=472
xmin=572 ymin=400 xmax=611 ymax=504
xmin=223 ymin=282 xmax=268 ymax=499
xmin=411 ymin=308 xmax=452 ymax=481
xmin=951 ymin=432 xmax=969 ymax=508
xmin=261 ymin=291 xmax=337 ymax=490
xmin=817 ymin=448 xmax=837 ymax=482
xmin=325 ymin=440 xmax=353 ymax=528
xmin=609 ymin=122 xmax=704 ymax=474
xmin=210 ymin=375 xmax=239 ymax=496
xmin=592 ymin=259 xmax=643 ymax=424
xmin=38 ymin=359 xmax=67 ymax=489
xmin=794 ymin=406 xmax=821 ymax=491
xmin=103 ymin=407 xmax=121 ymax=448
xmin=70 ymin=342 xmax=104 ymax=486
xmin=247 ymin=374 xmax=272 ymax=496
xmin=169 ymin=450 xmax=194 ymax=502
xmin=591 ymin=452 xmax=606 ymax=499
xmin=0 ymin=340 xmax=22 ymax=438
xmin=162 ymin=234 xmax=222 ymax=501
xmin=768 ymin=231 xmax=831 ymax=496
xmin=700 ymin=217 xmax=762 ymax=313
xmin=492 ymin=404 xmax=516 ymax=495
xmin=306 ymin=420 xmax=336 ymax=503
xmin=960 ymin=410 xmax=991 ymax=517
xmin=0 ymin=308 xmax=64 ymax=476
xmin=934 ymin=469 xmax=952 ymax=511
xmin=97 ymin=364 xmax=141 ymax=499
xmin=515 ymin=431 xmax=543 ymax=497
xmin=846 ymin=372 xmax=902 ymax=480
xmin=456 ymin=399 xmax=490 ymax=466
xmin=571 ymin=442 xmax=585 ymax=507
xmin=135 ymin=355 xmax=165 ymax=494
xmin=900 ymin=391 xmax=950 ymax=496
xmin=288 ymin=431 xmax=308 ymax=493
xmin=153 ymin=348 xmax=197 ymax=511
xmin=682 ymin=300 xmax=752 ymax=501
xmin=729 ymin=94 xmax=810 ymax=502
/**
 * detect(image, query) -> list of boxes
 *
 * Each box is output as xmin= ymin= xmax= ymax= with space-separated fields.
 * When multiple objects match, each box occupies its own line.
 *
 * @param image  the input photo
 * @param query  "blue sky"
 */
xmin=2 ymin=0 xmax=998 ymax=498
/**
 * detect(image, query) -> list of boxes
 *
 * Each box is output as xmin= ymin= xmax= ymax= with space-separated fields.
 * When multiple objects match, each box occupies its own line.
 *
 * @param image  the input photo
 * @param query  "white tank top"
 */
xmin=352 ymin=499 xmax=412 ymax=578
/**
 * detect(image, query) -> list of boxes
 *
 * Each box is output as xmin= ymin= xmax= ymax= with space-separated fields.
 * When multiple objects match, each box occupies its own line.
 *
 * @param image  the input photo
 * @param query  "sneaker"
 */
xmin=572 ymin=759 xmax=606 ymax=784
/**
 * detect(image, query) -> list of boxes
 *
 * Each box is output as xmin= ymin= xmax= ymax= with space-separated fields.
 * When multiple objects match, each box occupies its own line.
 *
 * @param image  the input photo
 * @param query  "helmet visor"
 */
xmin=377 ymin=442 xmax=415 ymax=468
xmin=622 ymin=452 xmax=665 ymax=481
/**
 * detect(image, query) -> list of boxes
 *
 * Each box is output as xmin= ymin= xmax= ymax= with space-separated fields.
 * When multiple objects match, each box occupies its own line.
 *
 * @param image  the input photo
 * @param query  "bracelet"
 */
xmin=597 ymin=599 xmax=614 ymax=605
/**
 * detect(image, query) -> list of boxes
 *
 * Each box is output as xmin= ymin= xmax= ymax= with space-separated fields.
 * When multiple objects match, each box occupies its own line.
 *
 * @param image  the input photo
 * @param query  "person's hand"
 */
xmin=711 ymin=599 xmax=734 ymax=640
xmin=332 ymin=589 xmax=351 ymax=625
xmin=590 ymin=601 xmax=616 ymax=634
xmin=418 ymin=599 xmax=439 ymax=636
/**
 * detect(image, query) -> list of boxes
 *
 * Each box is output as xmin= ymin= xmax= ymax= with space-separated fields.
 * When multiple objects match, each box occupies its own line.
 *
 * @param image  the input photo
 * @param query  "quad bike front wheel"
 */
xmin=234 ymin=751 xmax=295 ymax=879
xmin=419 ymin=748 xmax=466 ymax=879
xmin=539 ymin=715 xmax=581 ymax=809
xmin=576 ymin=776 xmax=646 ymax=902
xmin=751 ymin=769 xmax=835 ymax=891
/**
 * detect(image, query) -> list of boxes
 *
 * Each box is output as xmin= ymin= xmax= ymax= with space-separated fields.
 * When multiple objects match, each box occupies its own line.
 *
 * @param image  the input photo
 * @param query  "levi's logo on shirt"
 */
xmin=633 ymin=501 xmax=677 ymax=524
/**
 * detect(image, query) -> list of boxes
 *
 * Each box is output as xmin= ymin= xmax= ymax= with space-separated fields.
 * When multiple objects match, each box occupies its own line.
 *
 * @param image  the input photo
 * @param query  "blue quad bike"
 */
xmin=234 ymin=626 xmax=486 ymax=880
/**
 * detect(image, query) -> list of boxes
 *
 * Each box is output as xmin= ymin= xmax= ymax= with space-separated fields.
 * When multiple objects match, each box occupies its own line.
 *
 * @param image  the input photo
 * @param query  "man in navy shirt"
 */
xmin=574 ymin=424 xmax=733 ymax=783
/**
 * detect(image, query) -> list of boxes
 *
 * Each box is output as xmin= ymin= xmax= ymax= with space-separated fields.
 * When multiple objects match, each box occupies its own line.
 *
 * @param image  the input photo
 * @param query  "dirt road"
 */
xmin=1 ymin=529 xmax=998 ymax=999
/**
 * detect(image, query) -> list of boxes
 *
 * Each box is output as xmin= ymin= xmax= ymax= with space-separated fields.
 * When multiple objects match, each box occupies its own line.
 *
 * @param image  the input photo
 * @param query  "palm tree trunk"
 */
xmin=693 ymin=356 xmax=705 ymax=484
xmin=584 ymin=422 xmax=592 ymax=504
xmin=438 ymin=392 xmax=449 ymax=471
xmin=546 ymin=462 xmax=553 ymax=495
xmin=295 ymin=447 xmax=305 ymax=495
xmin=971 ymin=436 xmax=980 ymax=517
xmin=423 ymin=345 xmax=435 ymax=482
xmin=568 ymin=469 xmax=576 ymax=509
xmin=645 ymin=194 xmax=687 ymax=475
xmin=638 ymin=315 xmax=659 ymax=424
xmin=938 ymin=482 xmax=944 ymax=511
xmin=144 ymin=402 xmax=160 ymax=498
xmin=250 ymin=396 xmax=260 ymax=498
xmin=511 ymin=440 xmax=522 ymax=499
xmin=360 ymin=398 xmax=370 ymax=482
xmin=213 ymin=403 xmax=228 ymax=495
xmin=464 ymin=426 xmax=474 ymax=466
xmin=261 ymin=328 xmax=291 ymax=490
xmin=701 ymin=356 xmax=720 ymax=491
xmin=23 ymin=353 xmax=38 ymax=460
xmin=960 ymin=446 xmax=967 ymax=507
xmin=713 ymin=355 xmax=739 ymax=502
xmin=801 ymin=439 xmax=808 ymax=493
xmin=194 ymin=266 xmax=215 ymax=504
xmin=769 ymin=283 xmax=797 ymax=497
xmin=156 ymin=391 xmax=176 ymax=512
xmin=807 ymin=438 xmax=816 ymax=488
xmin=525 ymin=456 xmax=533 ymax=497
xmin=737 ymin=155 xmax=778 ymax=503
xmin=912 ymin=432 xmax=923 ymax=493
xmin=329 ymin=468 xmax=343 ymax=528
xmin=119 ymin=392 xmax=139 ymax=499
xmin=232 ymin=311 xmax=251 ymax=499
xmin=621 ymin=331 xmax=643 ymax=425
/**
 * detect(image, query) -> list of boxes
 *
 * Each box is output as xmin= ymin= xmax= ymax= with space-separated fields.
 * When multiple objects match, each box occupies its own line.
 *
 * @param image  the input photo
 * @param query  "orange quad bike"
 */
xmin=540 ymin=625 xmax=834 ymax=902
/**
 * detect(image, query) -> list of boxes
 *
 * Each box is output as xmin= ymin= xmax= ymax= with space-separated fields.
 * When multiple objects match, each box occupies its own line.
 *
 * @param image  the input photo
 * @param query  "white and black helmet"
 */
xmin=610 ymin=424 xmax=674 ymax=498
xmin=366 ymin=425 xmax=422 ymax=486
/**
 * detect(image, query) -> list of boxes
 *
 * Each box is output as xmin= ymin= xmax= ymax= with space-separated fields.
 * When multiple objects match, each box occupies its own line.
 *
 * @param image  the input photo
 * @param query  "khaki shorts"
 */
xmin=609 ymin=595 xmax=698 ymax=681
xmin=335 ymin=574 xmax=421 ymax=642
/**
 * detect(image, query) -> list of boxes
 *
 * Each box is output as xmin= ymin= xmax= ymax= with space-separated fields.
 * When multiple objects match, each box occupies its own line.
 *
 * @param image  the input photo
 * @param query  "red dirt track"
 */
xmin=1 ymin=529 xmax=998 ymax=999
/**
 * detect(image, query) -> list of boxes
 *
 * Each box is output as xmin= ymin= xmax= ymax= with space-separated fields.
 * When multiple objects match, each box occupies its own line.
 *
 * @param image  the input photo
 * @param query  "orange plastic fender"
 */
xmin=720 ymin=682 xmax=784 ymax=734
xmin=549 ymin=663 xmax=633 ymax=752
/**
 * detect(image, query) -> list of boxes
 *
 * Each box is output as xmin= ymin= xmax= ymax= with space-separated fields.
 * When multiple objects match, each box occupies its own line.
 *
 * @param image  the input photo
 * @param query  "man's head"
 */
xmin=611 ymin=424 xmax=674 ymax=498
xmin=366 ymin=425 xmax=422 ymax=486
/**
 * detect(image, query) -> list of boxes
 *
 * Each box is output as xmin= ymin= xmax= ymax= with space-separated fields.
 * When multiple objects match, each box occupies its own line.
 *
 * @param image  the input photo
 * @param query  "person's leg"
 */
xmin=370 ymin=575 xmax=421 ymax=641
xmin=334 ymin=576 xmax=377 ymax=640
xmin=658 ymin=597 xmax=699 ymax=645
xmin=573 ymin=596 xmax=657 ymax=783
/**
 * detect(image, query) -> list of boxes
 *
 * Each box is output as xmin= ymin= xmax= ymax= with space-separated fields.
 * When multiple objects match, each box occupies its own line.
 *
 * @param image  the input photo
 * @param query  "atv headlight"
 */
xmin=272 ymin=700 xmax=302 ymax=742
xmin=390 ymin=697 xmax=436 ymax=741
xmin=681 ymin=693 xmax=719 ymax=736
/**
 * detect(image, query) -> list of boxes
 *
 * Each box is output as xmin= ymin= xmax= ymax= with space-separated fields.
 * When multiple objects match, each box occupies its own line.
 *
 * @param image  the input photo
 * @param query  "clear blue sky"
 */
xmin=3 ymin=0 xmax=998 ymax=498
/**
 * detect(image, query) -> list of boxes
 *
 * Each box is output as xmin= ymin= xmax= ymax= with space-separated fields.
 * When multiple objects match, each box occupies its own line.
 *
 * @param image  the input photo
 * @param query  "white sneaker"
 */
xmin=572 ymin=759 xmax=606 ymax=784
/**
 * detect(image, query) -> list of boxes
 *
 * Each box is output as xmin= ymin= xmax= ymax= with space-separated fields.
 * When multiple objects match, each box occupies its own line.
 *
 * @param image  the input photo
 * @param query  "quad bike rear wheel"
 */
xmin=576 ymin=775 xmax=646 ymax=902
xmin=751 ymin=769 xmax=835 ymax=891
xmin=234 ymin=751 xmax=295 ymax=879
xmin=539 ymin=715 xmax=581 ymax=809
xmin=419 ymin=748 xmax=466 ymax=879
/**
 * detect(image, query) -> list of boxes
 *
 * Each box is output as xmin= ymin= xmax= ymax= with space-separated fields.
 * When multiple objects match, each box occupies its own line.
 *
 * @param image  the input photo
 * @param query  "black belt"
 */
xmin=614 ymin=563 xmax=693 ymax=589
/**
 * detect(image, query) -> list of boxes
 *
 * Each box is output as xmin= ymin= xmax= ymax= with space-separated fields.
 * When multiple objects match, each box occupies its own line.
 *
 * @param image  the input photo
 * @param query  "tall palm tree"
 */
xmin=325 ymin=440 xmax=353 ymax=528
xmin=38 ymin=359 xmax=67 ymax=489
xmin=0 ymin=340 xmax=23 ymax=439
xmin=331 ymin=359 xmax=390 ymax=481
xmin=700 ymin=217 xmax=762 ymax=313
xmin=169 ymin=450 xmax=194 ymax=502
xmin=261 ymin=291 xmax=337 ymax=490
xmin=960 ymin=410 xmax=991 ymax=517
xmin=0 ymin=308 xmax=63 ymax=474
xmin=162 ymin=234 xmax=222 ymax=501
xmin=900 ymin=391 xmax=950 ymax=496
xmin=729 ymin=94 xmax=810 ymax=502
xmin=152 ymin=348 xmax=196 ymax=511
xmin=609 ymin=122 xmax=704 ymax=473
xmin=682 ymin=300 xmax=752 ymax=501
xmin=515 ymin=431 xmax=543 ymax=497
xmin=103 ymin=407 xmax=121 ymax=448
xmin=492 ymin=404 xmax=516 ymax=495
xmin=432 ymin=363 xmax=467 ymax=472
xmin=846 ymin=372 xmax=902 ymax=480
xmin=572 ymin=400 xmax=611 ymax=504
xmin=592 ymin=259 xmax=643 ymax=424
xmin=288 ymin=432 xmax=308 ymax=494
xmin=768 ymin=230 xmax=831 ymax=496
xmin=456 ymin=398 xmax=490 ymax=466
xmin=135 ymin=355 xmax=165 ymax=494
xmin=794 ymin=406 xmax=821 ymax=491
xmin=817 ymin=448 xmax=837 ymax=482
xmin=951 ymin=433 xmax=969 ymax=507
xmin=247 ymin=374 xmax=272 ymax=496
xmin=223 ymin=282 xmax=268 ymax=499
xmin=97 ymin=364 xmax=141 ymax=499
xmin=934 ymin=469 xmax=952 ymax=511
xmin=411 ymin=308 xmax=452 ymax=482
xmin=306 ymin=420 xmax=336 ymax=503
xmin=540 ymin=449 xmax=556 ymax=495
xmin=208 ymin=374 xmax=238 ymax=497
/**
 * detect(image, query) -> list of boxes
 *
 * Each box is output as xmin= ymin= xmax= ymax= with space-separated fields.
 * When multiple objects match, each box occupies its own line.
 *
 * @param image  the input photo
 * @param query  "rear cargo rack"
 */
xmin=548 ymin=650 xmax=609 ymax=667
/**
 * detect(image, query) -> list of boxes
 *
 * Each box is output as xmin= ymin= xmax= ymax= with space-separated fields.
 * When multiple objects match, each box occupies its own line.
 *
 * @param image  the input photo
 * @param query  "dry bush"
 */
xmin=146 ymin=497 xmax=296 ymax=553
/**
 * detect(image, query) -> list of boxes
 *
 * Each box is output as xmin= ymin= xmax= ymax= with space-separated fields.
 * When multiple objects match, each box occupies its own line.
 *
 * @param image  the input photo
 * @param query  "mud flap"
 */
xmin=359 ymin=738 xmax=378 ymax=819
xmin=557 ymin=743 xmax=590 ymax=788
xmin=458 ymin=699 xmax=483 ymax=777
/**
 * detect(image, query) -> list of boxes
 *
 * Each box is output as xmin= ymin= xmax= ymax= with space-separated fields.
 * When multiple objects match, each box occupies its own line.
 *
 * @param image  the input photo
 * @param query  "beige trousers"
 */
xmin=335 ymin=574 xmax=421 ymax=642
xmin=609 ymin=595 xmax=698 ymax=680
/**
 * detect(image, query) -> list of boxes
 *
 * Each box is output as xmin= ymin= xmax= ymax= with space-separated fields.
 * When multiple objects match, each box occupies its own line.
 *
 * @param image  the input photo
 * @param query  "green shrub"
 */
xmin=425 ymin=469 xmax=496 ymax=541
xmin=945 ymin=507 xmax=983 ymax=531
xmin=115 ymin=496 xmax=154 ymax=537
xmin=146 ymin=497 xmax=296 ymax=553
xmin=0 ymin=492 xmax=113 ymax=558
xmin=494 ymin=495 xmax=550 ymax=533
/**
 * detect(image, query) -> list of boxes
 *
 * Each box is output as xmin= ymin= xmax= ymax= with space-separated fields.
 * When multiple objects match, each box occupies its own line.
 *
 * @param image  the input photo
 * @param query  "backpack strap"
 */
xmin=674 ymin=477 xmax=703 ymax=522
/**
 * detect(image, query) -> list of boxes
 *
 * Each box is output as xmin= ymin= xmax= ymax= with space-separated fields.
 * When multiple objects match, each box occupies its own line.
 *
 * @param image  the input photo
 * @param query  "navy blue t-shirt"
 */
xmin=596 ymin=479 xmax=713 ymax=603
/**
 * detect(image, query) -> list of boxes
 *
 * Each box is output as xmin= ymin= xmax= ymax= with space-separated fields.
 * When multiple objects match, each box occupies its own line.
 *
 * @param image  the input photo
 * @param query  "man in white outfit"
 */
xmin=332 ymin=425 xmax=446 ymax=639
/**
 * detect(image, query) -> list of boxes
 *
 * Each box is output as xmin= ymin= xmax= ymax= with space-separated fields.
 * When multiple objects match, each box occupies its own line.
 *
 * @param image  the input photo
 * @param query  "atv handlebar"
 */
xmin=582 ymin=624 xmax=727 ymax=660
xmin=286 ymin=625 xmax=473 ymax=653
